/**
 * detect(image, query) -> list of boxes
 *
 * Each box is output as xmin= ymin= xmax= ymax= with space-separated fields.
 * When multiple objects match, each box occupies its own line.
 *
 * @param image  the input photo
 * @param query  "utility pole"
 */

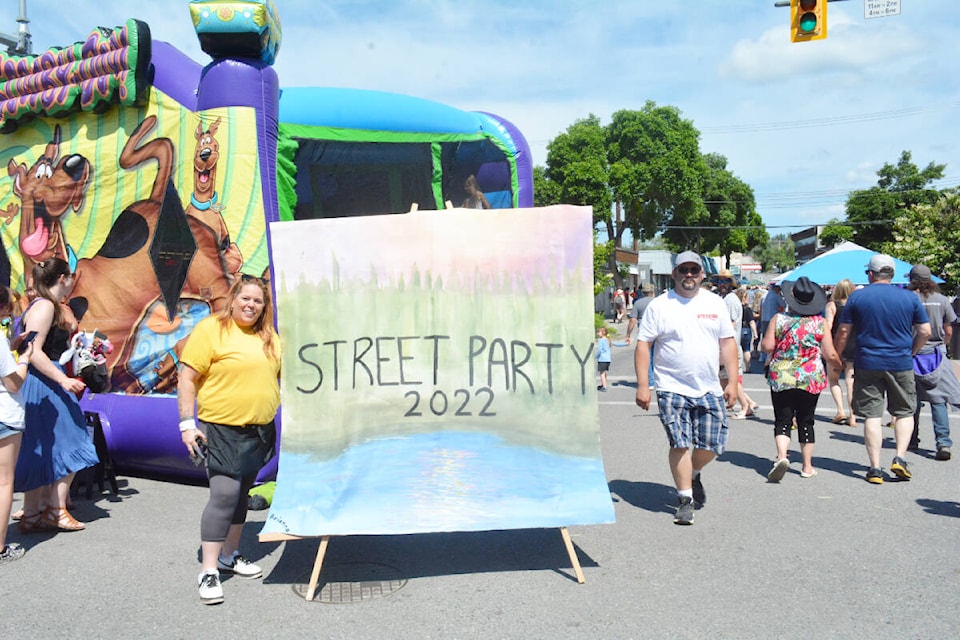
xmin=0 ymin=0 xmax=31 ymax=56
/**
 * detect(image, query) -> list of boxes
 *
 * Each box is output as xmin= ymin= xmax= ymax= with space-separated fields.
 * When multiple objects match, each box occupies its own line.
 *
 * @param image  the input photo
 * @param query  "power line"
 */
xmin=700 ymin=102 xmax=960 ymax=135
xmin=663 ymin=219 xmax=895 ymax=230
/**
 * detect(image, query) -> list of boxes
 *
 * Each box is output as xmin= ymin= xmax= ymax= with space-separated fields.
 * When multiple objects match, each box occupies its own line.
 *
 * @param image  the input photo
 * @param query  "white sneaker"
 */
xmin=198 ymin=571 xmax=224 ymax=605
xmin=218 ymin=553 xmax=263 ymax=579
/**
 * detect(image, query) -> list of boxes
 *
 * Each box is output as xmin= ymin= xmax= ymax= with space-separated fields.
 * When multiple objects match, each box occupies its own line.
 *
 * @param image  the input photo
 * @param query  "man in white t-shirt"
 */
xmin=634 ymin=251 xmax=738 ymax=526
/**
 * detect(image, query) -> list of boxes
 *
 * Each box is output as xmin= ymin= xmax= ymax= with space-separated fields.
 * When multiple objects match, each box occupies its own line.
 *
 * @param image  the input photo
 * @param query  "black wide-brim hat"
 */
xmin=781 ymin=276 xmax=827 ymax=316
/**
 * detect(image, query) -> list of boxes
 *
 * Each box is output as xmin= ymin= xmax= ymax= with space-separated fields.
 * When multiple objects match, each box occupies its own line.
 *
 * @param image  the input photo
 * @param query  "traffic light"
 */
xmin=791 ymin=0 xmax=827 ymax=43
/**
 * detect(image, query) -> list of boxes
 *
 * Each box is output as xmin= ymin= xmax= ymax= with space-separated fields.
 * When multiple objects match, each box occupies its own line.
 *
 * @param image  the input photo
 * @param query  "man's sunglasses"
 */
xmin=676 ymin=266 xmax=702 ymax=276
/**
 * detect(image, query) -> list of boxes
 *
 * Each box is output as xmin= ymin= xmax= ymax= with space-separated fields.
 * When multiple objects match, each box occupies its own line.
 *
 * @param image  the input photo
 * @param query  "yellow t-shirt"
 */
xmin=180 ymin=316 xmax=281 ymax=426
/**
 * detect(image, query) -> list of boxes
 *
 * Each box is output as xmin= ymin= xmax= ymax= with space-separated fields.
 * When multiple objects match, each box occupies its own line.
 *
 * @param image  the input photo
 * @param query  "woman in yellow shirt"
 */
xmin=177 ymin=275 xmax=281 ymax=605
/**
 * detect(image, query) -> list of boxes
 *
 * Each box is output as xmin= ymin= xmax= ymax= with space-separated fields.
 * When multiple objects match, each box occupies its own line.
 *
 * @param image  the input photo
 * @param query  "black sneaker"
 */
xmin=692 ymin=475 xmax=706 ymax=507
xmin=865 ymin=467 xmax=884 ymax=484
xmin=890 ymin=456 xmax=912 ymax=480
xmin=674 ymin=496 xmax=695 ymax=525
xmin=936 ymin=447 xmax=952 ymax=461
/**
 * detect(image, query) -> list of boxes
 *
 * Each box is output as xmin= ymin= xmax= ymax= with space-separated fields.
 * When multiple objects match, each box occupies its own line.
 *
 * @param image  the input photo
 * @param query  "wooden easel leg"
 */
xmin=304 ymin=536 xmax=331 ymax=601
xmin=559 ymin=527 xmax=585 ymax=584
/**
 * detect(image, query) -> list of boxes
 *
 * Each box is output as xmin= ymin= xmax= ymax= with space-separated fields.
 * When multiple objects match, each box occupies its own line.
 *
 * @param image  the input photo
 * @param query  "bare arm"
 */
xmin=1 ymin=341 xmax=32 ymax=394
xmin=177 ymin=364 xmax=206 ymax=452
xmin=634 ymin=340 xmax=652 ymax=410
xmin=626 ymin=316 xmax=637 ymax=345
xmin=719 ymin=336 xmax=738 ymax=408
xmin=912 ymin=322 xmax=931 ymax=356
xmin=22 ymin=299 xmax=85 ymax=393
xmin=819 ymin=324 xmax=842 ymax=370
xmin=834 ymin=323 xmax=851 ymax=358
xmin=823 ymin=300 xmax=836 ymax=334
xmin=761 ymin=314 xmax=779 ymax=354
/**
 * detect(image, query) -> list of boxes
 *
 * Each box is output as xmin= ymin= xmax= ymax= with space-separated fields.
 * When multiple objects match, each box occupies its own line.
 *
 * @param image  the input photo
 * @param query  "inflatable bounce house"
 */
xmin=0 ymin=0 xmax=532 ymax=480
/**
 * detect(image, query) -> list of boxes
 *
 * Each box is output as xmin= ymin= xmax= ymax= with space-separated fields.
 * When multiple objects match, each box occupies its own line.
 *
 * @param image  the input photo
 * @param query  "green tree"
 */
xmin=699 ymin=153 xmax=768 ymax=263
xmin=750 ymin=234 xmax=795 ymax=273
xmin=532 ymin=165 xmax=561 ymax=206
xmin=888 ymin=190 xmax=960 ymax=293
xmin=606 ymin=102 xmax=708 ymax=251
xmin=818 ymin=218 xmax=854 ymax=248
xmin=845 ymin=151 xmax=946 ymax=249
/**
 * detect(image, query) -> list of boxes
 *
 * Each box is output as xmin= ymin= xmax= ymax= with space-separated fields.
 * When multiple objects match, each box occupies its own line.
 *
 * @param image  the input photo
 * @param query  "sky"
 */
xmin=9 ymin=0 xmax=960 ymax=235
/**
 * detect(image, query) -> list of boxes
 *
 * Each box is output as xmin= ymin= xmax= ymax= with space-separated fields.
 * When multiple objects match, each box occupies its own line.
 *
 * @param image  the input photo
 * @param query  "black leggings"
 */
xmin=771 ymin=388 xmax=820 ymax=443
xmin=200 ymin=471 xmax=258 ymax=543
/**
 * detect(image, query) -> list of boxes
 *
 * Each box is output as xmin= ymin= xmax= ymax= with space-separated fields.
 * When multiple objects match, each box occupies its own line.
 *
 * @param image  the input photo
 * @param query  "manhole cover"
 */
xmin=293 ymin=562 xmax=407 ymax=603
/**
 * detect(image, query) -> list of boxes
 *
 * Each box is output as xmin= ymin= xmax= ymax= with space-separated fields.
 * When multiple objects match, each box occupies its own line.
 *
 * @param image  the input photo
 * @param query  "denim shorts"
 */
xmin=0 ymin=421 xmax=23 ymax=441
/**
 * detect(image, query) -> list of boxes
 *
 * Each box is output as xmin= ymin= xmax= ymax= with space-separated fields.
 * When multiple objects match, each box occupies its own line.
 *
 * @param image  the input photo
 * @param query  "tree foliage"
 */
xmin=606 ymin=103 xmax=707 ymax=250
xmin=887 ymin=191 xmax=960 ymax=294
xmin=845 ymin=151 xmax=946 ymax=249
xmin=698 ymin=153 xmax=768 ymax=262
xmin=750 ymin=234 xmax=795 ymax=273
xmin=818 ymin=218 xmax=854 ymax=248
xmin=536 ymin=102 xmax=765 ymax=264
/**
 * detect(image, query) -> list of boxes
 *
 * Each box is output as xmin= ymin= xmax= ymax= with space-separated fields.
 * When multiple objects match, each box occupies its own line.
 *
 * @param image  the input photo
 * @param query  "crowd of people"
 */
xmin=0 ymin=259 xmax=99 ymax=563
xmin=618 ymin=250 xmax=958 ymax=525
xmin=0 ymin=265 xmax=282 ymax=608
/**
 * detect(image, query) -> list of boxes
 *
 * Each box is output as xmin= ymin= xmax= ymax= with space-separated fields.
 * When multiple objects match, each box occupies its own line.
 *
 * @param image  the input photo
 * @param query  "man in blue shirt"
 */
xmin=835 ymin=254 xmax=931 ymax=484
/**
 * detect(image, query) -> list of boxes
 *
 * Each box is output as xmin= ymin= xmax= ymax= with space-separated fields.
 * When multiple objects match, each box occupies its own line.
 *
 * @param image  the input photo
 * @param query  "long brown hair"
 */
xmin=32 ymin=258 xmax=71 ymax=329
xmin=218 ymin=276 xmax=278 ymax=360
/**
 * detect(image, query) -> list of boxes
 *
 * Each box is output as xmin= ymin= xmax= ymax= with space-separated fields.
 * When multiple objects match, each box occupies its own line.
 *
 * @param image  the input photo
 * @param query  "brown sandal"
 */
xmin=18 ymin=511 xmax=46 ymax=534
xmin=41 ymin=507 xmax=85 ymax=531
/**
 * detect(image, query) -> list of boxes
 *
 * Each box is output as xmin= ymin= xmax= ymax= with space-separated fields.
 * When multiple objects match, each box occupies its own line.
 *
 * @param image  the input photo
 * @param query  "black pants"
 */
xmin=771 ymin=388 xmax=820 ymax=443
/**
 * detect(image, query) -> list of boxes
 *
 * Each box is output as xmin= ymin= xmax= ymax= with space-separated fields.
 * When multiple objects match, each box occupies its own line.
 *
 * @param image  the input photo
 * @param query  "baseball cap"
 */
xmin=673 ymin=251 xmax=703 ymax=270
xmin=866 ymin=253 xmax=895 ymax=273
xmin=908 ymin=264 xmax=932 ymax=281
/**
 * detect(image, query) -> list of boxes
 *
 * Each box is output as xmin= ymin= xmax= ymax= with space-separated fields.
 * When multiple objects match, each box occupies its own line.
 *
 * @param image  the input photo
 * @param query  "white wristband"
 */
xmin=179 ymin=418 xmax=197 ymax=432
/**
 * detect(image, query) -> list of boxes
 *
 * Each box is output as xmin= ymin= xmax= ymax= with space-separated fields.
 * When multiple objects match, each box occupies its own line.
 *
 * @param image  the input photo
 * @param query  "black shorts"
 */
xmin=201 ymin=419 xmax=276 ymax=478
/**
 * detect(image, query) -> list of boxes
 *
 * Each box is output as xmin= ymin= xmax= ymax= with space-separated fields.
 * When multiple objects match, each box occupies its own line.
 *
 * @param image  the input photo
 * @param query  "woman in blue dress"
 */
xmin=15 ymin=258 xmax=97 ymax=532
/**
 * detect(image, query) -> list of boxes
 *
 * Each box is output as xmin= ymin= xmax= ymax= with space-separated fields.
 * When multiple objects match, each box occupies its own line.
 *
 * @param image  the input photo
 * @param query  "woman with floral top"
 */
xmin=761 ymin=277 xmax=841 ymax=481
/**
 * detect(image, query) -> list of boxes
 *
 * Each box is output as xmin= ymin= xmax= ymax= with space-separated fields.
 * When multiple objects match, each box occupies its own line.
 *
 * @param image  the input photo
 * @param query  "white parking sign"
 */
xmin=865 ymin=0 xmax=901 ymax=19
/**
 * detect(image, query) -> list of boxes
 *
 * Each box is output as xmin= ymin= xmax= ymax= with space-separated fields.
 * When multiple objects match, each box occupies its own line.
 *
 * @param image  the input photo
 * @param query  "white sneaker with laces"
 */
xmin=218 ymin=553 xmax=263 ymax=579
xmin=198 ymin=571 xmax=224 ymax=605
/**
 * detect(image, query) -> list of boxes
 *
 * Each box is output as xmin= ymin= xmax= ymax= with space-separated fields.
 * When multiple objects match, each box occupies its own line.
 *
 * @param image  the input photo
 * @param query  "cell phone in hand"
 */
xmin=189 ymin=436 xmax=209 ymax=467
xmin=16 ymin=331 xmax=37 ymax=355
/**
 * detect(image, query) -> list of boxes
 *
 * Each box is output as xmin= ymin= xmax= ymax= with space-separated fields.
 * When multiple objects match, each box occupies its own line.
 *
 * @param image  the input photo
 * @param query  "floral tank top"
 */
xmin=766 ymin=313 xmax=827 ymax=394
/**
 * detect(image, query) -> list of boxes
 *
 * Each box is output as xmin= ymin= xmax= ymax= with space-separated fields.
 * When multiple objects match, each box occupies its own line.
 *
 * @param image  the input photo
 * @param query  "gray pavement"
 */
xmin=3 ymin=337 xmax=960 ymax=639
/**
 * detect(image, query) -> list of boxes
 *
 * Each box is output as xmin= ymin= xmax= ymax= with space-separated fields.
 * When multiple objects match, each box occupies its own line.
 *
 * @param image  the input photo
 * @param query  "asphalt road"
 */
xmin=3 ymin=338 xmax=960 ymax=639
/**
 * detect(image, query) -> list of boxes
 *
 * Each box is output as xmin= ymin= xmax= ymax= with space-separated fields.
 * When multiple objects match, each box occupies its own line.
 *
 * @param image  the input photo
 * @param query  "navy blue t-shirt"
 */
xmin=839 ymin=283 xmax=929 ymax=371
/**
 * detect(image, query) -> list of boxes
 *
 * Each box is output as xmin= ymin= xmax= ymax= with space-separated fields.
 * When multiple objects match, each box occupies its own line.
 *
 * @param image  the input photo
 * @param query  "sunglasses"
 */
xmin=676 ymin=266 xmax=702 ymax=276
xmin=240 ymin=273 xmax=270 ymax=285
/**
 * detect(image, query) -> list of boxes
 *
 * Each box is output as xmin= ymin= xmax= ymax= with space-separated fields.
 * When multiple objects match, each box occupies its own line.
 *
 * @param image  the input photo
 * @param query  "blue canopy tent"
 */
xmin=776 ymin=241 xmax=943 ymax=286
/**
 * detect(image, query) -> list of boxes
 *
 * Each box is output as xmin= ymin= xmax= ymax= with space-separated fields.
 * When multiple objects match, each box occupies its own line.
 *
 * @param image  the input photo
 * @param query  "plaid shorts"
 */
xmin=656 ymin=391 xmax=729 ymax=454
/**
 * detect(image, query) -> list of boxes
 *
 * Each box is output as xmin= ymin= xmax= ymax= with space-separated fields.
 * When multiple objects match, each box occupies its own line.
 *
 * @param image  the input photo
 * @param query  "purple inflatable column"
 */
xmin=196 ymin=59 xmax=282 ymax=482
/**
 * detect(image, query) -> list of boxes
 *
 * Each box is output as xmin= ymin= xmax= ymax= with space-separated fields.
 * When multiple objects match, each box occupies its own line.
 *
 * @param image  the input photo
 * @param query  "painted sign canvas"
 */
xmin=262 ymin=206 xmax=615 ymax=537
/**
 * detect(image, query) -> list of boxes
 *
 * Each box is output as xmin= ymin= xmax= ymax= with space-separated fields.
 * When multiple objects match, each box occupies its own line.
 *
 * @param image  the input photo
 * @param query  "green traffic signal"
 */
xmin=799 ymin=11 xmax=818 ymax=33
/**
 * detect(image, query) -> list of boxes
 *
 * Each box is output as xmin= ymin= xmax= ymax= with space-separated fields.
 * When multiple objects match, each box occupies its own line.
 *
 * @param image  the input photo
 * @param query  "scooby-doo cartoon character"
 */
xmin=3 ymin=125 xmax=91 ymax=276
xmin=182 ymin=116 xmax=243 ymax=309
xmin=67 ymin=115 xmax=181 ymax=386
